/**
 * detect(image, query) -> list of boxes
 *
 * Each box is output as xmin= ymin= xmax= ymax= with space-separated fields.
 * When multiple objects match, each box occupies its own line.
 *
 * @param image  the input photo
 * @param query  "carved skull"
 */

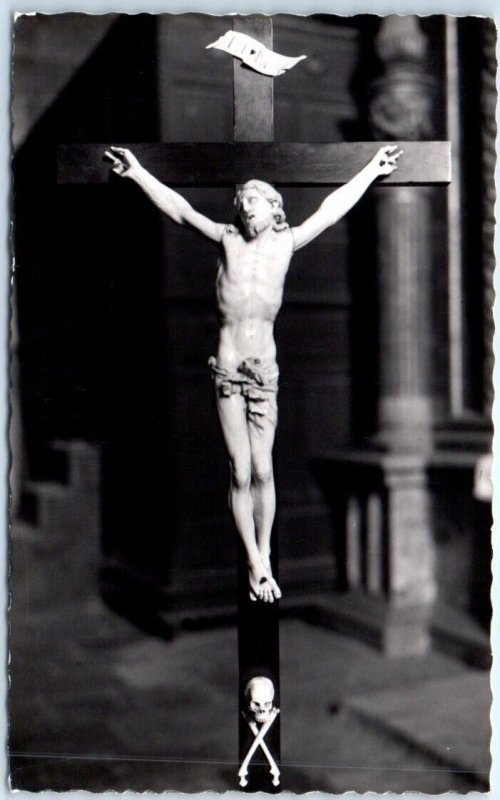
xmin=245 ymin=676 xmax=275 ymax=724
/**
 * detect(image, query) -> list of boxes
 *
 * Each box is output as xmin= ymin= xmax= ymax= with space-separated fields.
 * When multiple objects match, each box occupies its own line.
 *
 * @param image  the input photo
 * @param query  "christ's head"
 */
xmin=234 ymin=180 xmax=288 ymax=238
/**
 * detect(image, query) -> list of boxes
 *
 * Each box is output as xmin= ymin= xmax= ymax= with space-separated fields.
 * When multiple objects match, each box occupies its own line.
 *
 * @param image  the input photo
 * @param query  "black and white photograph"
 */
xmin=9 ymin=10 xmax=495 ymax=793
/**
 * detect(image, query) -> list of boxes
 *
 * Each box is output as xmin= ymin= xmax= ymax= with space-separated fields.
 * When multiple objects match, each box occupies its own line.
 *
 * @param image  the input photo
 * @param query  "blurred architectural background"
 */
xmin=10 ymin=13 xmax=494 ymax=792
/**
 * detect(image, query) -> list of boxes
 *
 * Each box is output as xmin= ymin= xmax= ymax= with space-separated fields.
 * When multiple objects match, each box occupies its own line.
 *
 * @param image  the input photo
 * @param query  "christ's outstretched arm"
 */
xmin=105 ymin=147 xmax=226 ymax=243
xmin=291 ymin=145 xmax=402 ymax=251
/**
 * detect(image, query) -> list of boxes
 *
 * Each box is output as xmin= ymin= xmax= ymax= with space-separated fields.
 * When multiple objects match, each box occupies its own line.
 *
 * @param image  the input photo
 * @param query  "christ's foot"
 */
xmin=248 ymin=559 xmax=282 ymax=603
xmin=259 ymin=552 xmax=282 ymax=601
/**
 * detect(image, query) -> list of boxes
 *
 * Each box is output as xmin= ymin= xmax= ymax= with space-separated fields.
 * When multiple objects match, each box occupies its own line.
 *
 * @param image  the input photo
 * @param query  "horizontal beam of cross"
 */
xmin=58 ymin=141 xmax=451 ymax=186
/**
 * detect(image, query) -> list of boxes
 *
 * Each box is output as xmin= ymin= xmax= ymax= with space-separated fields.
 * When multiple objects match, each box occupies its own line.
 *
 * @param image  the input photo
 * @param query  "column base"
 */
xmin=376 ymin=396 xmax=434 ymax=451
xmin=314 ymin=448 xmax=436 ymax=656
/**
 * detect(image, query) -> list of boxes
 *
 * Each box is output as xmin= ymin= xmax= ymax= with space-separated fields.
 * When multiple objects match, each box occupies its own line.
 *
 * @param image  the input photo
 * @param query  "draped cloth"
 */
xmin=209 ymin=356 xmax=279 ymax=436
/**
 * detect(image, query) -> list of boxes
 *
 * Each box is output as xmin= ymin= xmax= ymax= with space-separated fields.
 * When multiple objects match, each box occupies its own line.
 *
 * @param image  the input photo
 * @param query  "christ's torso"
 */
xmin=215 ymin=226 xmax=294 ymax=368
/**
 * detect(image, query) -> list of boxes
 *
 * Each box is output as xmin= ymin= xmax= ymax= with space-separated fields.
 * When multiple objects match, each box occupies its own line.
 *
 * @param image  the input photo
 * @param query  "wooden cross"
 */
xmin=58 ymin=14 xmax=450 ymax=792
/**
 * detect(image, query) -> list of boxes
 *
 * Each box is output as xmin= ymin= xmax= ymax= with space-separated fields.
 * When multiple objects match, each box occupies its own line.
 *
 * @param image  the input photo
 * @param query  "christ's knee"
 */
xmin=252 ymin=459 xmax=274 ymax=486
xmin=230 ymin=460 xmax=252 ymax=491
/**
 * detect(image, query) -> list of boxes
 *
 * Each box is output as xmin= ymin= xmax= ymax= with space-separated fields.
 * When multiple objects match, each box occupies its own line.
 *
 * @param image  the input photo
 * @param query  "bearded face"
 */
xmin=237 ymin=188 xmax=275 ymax=238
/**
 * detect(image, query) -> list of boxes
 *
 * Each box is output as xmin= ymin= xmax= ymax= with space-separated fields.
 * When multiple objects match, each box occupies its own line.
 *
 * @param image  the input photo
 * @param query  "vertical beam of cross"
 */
xmin=233 ymin=15 xmax=281 ymax=793
xmin=233 ymin=16 xmax=274 ymax=142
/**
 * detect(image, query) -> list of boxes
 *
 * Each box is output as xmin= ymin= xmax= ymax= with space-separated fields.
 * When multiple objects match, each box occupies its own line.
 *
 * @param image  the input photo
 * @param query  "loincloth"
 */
xmin=208 ymin=356 xmax=279 ymax=436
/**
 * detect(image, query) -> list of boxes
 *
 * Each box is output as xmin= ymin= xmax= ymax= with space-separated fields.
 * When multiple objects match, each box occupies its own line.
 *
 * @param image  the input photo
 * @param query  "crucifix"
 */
xmin=58 ymin=14 xmax=450 ymax=791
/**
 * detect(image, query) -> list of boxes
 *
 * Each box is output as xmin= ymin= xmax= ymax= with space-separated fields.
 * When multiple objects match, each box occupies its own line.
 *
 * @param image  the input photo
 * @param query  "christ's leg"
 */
xmin=249 ymin=419 xmax=281 ymax=600
xmin=216 ymin=392 xmax=276 ymax=602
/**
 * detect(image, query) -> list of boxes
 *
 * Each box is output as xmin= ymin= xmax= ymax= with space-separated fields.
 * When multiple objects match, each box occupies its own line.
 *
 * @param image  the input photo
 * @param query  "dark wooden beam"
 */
xmin=232 ymin=15 xmax=279 ymax=793
xmin=58 ymin=141 xmax=451 ymax=186
xmin=233 ymin=16 xmax=274 ymax=142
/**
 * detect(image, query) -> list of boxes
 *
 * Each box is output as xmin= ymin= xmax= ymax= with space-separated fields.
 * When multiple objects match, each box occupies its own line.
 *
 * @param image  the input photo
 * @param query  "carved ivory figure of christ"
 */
xmin=105 ymin=144 xmax=402 ymax=603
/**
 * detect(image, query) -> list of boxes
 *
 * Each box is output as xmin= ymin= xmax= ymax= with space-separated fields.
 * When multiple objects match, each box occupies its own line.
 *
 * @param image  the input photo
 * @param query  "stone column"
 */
xmin=316 ymin=18 xmax=439 ymax=656
xmin=375 ymin=186 xmax=433 ymax=450
xmin=368 ymin=16 xmax=437 ymax=635
xmin=369 ymin=16 xmax=436 ymax=452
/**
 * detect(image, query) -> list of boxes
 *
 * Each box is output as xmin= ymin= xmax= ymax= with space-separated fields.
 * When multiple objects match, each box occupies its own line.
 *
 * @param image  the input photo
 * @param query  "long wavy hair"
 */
xmin=234 ymin=180 xmax=289 ymax=232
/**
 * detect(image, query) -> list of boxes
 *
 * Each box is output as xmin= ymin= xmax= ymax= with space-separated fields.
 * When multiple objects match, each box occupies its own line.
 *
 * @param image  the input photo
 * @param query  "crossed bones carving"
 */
xmin=239 ymin=676 xmax=280 ymax=787
xmin=239 ymin=707 xmax=280 ymax=787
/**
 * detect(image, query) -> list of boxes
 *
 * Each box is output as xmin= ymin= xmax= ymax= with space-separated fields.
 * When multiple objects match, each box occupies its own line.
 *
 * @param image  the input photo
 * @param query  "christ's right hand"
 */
xmin=104 ymin=146 xmax=141 ymax=178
